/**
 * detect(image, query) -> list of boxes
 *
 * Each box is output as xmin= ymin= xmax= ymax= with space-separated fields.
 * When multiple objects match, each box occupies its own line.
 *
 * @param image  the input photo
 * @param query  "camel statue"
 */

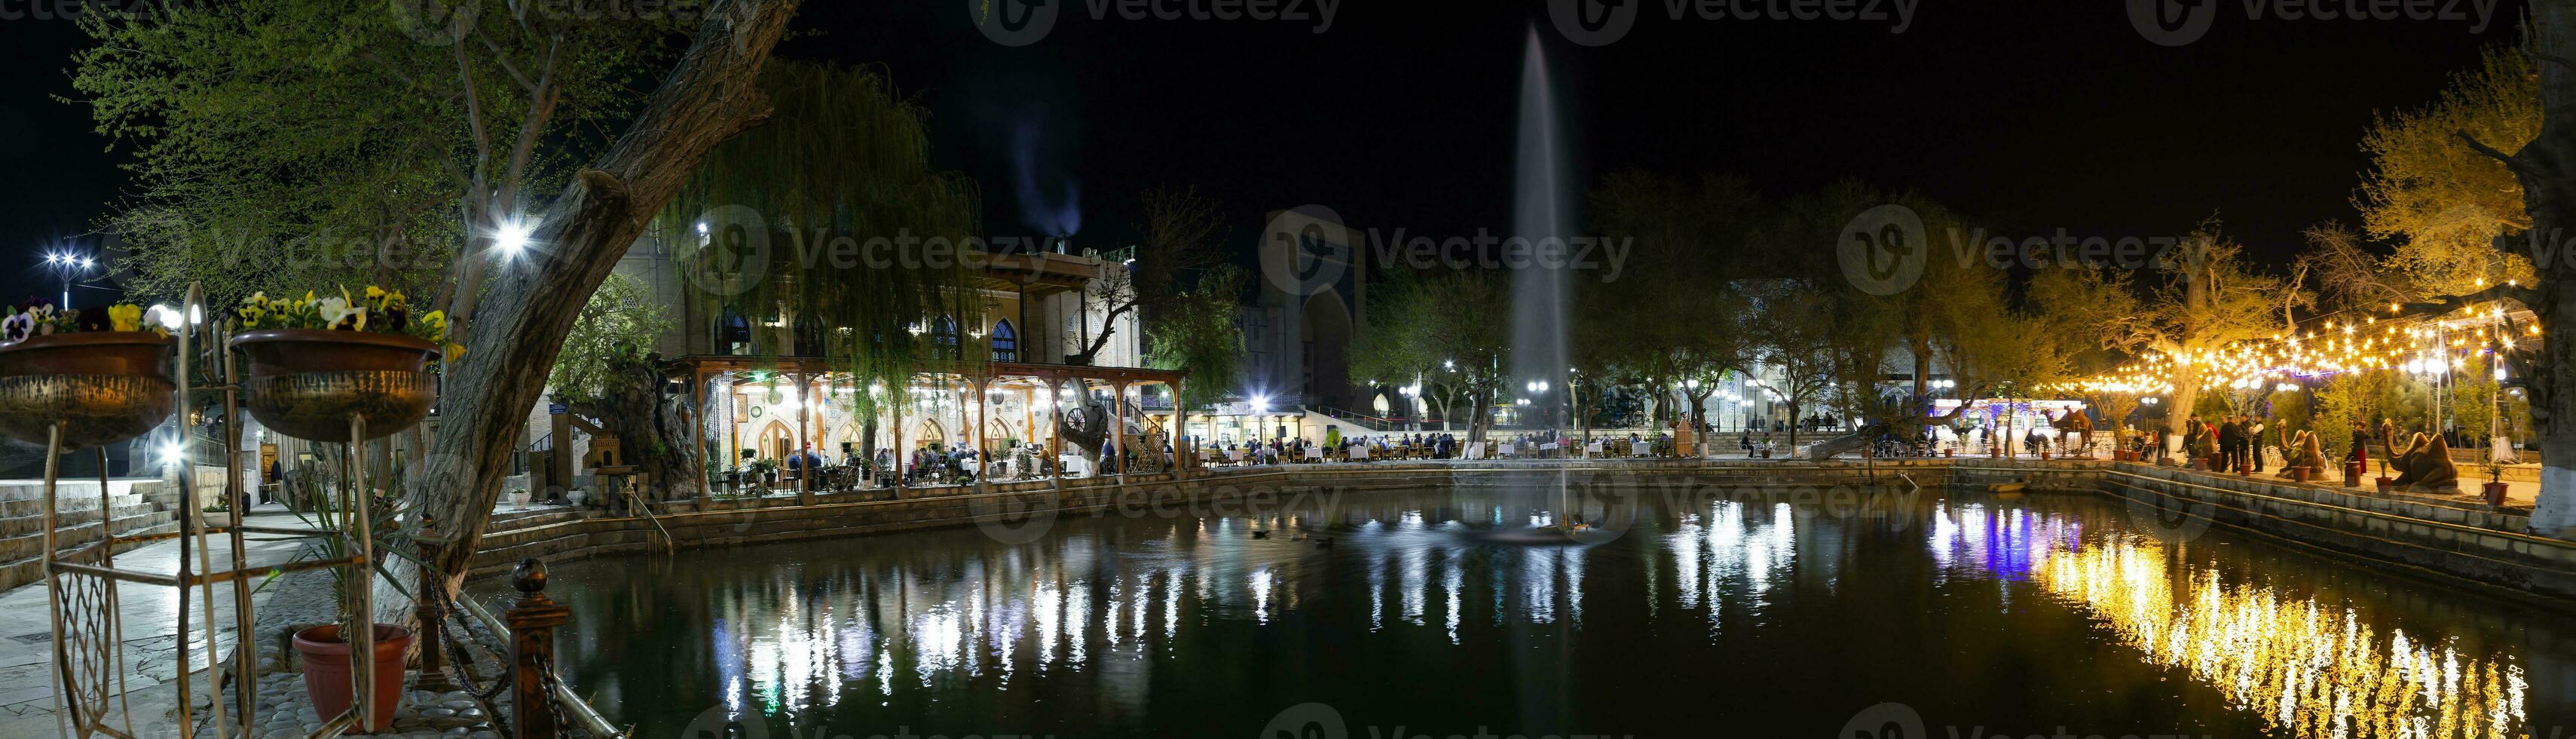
xmin=2051 ymin=411 xmax=2094 ymax=456
xmin=2380 ymin=419 xmax=2461 ymax=492
xmin=2278 ymin=429 xmax=2327 ymax=479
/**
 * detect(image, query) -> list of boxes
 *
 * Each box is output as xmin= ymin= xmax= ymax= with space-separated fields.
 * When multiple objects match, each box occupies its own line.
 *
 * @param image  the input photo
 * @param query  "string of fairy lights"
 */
xmin=2056 ymin=291 xmax=2541 ymax=399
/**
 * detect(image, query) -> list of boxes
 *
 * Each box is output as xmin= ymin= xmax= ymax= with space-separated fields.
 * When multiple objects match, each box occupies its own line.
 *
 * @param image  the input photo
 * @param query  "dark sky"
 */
xmin=0 ymin=1 xmax=2517 ymax=301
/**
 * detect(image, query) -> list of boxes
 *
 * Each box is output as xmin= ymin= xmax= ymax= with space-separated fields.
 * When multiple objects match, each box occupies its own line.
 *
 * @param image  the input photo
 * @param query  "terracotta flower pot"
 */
xmin=230 ymin=330 xmax=438 ymax=442
xmin=2483 ymin=480 xmax=2509 ymax=506
xmin=2290 ymin=467 xmax=2311 ymax=483
xmin=2375 ymin=477 xmax=2394 ymax=494
xmin=292 ymin=624 xmax=412 ymax=733
xmin=0 ymin=332 xmax=176 ymax=449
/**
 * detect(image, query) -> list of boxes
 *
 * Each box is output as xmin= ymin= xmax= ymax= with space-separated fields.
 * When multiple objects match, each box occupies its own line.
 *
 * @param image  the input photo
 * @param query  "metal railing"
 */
xmin=625 ymin=487 xmax=675 ymax=557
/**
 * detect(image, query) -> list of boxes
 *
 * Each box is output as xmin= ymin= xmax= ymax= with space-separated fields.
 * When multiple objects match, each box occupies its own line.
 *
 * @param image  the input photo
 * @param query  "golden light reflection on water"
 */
xmin=1958 ymin=504 xmax=2535 ymax=739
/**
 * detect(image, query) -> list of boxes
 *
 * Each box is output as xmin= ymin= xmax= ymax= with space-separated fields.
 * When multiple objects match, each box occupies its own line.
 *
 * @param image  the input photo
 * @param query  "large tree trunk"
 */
xmin=417 ymin=0 xmax=803 ymax=594
xmin=567 ymin=354 xmax=701 ymax=501
xmin=2467 ymin=2 xmax=2576 ymax=537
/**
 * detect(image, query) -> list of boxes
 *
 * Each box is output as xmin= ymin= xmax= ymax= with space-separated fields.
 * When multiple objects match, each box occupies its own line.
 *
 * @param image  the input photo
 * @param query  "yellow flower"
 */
xmin=416 ymin=309 xmax=449 ymax=339
xmin=444 ymin=342 xmax=467 ymax=361
xmin=106 ymin=305 xmax=142 ymax=333
xmin=363 ymin=286 xmax=385 ymax=302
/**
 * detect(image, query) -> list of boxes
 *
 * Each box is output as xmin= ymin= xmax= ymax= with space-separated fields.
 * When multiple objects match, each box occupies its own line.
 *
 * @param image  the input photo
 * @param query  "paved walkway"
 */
xmin=0 ymin=501 xmax=502 ymax=739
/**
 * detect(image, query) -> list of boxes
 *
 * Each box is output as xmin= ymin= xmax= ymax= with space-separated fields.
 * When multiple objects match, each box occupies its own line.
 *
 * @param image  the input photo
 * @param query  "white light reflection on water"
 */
xmin=678 ymin=494 xmax=2535 ymax=739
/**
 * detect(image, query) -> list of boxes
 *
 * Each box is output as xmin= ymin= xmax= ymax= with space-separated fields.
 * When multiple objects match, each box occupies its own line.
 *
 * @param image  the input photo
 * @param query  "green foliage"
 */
xmin=546 ymin=273 xmax=675 ymax=406
xmin=1580 ymin=170 xmax=1760 ymax=419
xmin=666 ymin=61 xmax=977 ymax=416
xmin=1351 ymin=268 xmax=1513 ymax=437
xmin=1145 ymin=265 xmax=1249 ymax=412
xmin=72 ymin=1 xmax=702 ymax=308
xmin=2357 ymin=44 xmax=2538 ymax=298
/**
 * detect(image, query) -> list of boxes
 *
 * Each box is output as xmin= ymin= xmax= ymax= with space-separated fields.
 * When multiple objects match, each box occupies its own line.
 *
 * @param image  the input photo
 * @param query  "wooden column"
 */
xmin=892 ymin=378 xmax=906 ymax=499
xmin=1110 ymin=381 xmax=1128 ymax=477
xmin=411 ymin=532 xmax=457 ymax=692
xmin=794 ymin=374 xmax=814 ymax=505
xmin=974 ymin=376 xmax=990 ymax=495
xmin=1172 ymin=380 xmax=1191 ymax=478
xmin=1048 ymin=378 xmax=1066 ymax=487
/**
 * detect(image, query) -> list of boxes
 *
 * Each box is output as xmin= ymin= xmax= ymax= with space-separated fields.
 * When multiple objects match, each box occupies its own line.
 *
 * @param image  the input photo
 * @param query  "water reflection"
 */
xmin=1929 ymin=501 xmax=2531 ymax=739
xmin=503 ymin=487 xmax=2567 ymax=738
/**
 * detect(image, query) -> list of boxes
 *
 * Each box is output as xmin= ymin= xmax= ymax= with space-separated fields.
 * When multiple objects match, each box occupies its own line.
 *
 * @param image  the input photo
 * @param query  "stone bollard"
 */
xmin=507 ymin=558 xmax=570 ymax=739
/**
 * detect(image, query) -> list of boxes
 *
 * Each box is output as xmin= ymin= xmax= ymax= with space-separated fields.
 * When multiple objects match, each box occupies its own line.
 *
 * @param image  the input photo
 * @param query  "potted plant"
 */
xmin=751 ymin=457 xmax=781 ymax=486
xmin=0 ymin=300 xmax=178 ymax=449
xmin=275 ymin=468 xmax=418 ymax=733
xmin=2290 ymin=466 xmax=2311 ymax=483
xmin=228 ymin=288 xmax=448 ymax=441
xmin=2482 ymin=460 xmax=2510 ymax=506
xmin=506 ymin=487 xmax=531 ymax=509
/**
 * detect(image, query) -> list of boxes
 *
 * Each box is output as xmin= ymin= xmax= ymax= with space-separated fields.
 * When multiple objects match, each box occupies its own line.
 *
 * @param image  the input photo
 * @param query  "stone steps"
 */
xmin=0 ymin=482 xmax=185 ymax=593
xmin=0 ymin=520 xmax=180 ymax=593
xmin=0 ymin=507 xmax=169 ymax=560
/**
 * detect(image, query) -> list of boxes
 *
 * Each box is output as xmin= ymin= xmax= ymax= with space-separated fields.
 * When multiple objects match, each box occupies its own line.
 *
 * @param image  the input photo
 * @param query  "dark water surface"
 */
xmin=474 ymin=482 xmax=2574 ymax=738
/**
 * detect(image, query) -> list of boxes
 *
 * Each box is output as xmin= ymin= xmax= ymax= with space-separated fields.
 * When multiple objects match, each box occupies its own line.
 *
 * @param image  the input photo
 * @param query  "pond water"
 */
xmin=473 ymin=480 xmax=2572 ymax=738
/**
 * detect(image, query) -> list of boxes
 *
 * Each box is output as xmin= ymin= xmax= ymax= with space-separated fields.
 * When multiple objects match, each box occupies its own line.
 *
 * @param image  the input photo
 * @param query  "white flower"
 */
xmin=317 ymin=297 xmax=367 ymax=331
xmin=0 ymin=314 xmax=30 ymax=343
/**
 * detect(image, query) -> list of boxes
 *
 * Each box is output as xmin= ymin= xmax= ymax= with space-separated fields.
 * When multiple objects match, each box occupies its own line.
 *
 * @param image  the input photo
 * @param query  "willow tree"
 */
xmin=665 ymin=60 xmax=980 ymax=443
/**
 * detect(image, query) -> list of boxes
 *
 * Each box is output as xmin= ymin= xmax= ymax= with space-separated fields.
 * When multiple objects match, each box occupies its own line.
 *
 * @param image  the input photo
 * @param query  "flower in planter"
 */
xmin=107 ymin=304 xmax=143 ymax=333
xmin=235 ymin=292 xmax=272 ymax=325
xmin=0 ymin=299 xmax=164 ymax=346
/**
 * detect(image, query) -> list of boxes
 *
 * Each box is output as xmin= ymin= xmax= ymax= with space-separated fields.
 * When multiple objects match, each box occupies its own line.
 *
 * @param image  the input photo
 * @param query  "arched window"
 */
xmin=793 ymin=315 xmax=825 ymax=357
xmin=717 ymin=308 xmax=752 ymax=356
xmin=932 ymin=315 xmax=961 ymax=360
xmin=990 ymin=320 xmax=1018 ymax=363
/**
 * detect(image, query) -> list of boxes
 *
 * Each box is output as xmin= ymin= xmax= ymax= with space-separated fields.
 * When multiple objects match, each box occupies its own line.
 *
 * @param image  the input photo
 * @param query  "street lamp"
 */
xmin=43 ymin=251 xmax=93 ymax=310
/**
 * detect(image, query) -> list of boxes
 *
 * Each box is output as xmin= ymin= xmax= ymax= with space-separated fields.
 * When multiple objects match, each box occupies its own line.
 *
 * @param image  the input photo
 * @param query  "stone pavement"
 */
xmin=0 ymin=501 xmax=504 ymax=738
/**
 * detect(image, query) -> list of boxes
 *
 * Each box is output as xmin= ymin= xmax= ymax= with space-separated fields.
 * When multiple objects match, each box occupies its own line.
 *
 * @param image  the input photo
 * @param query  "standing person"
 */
xmin=2214 ymin=417 xmax=2236 ymax=471
xmin=2348 ymin=419 xmax=2373 ymax=468
xmin=2248 ymin=417 xmax=2269 ymax=472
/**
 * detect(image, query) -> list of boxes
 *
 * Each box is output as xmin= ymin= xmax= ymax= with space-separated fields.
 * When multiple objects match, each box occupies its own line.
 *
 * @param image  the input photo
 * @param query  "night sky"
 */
xmin=0 ymin=1 xmax=2516 ymax=302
